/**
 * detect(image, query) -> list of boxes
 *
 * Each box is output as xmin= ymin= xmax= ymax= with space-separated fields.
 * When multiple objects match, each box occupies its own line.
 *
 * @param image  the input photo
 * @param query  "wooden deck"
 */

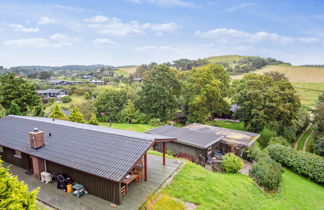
xmin=6 ymin=154 xmax=182 ymax=210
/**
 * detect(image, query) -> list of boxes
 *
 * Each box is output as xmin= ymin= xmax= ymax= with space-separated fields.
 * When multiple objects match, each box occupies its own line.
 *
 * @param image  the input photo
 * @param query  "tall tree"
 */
xmin=7 ymin=101 xmax=21 ymax=115
xmin=184 ymin=64 xmax=230 ymax=123
xmin=232 ymin=73 xmax=300 ymax=134
xmin=95 ymin=87 xmax=127 ymax=121
xmin=0 ymin=159 xmax=38 ymax=209
xmin=69 ymin=107 xmax=85 ymax=123
xmin=49 ymin=104 xmax=67 ymax=120
xmin=0 ymin=73 xmax=42 ymax=114
xmin=135 ymin=64 xmax=180 ymax=121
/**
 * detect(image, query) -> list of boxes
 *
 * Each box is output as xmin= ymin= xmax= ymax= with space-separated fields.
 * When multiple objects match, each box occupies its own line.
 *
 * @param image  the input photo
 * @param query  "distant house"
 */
xmin=36 ymin=89 xmax=68 ymax=98
xmin=90 ymin=80 xmax=104 ymax=85
xmin=49 ymin=80 xmax=84 ymax=86
xmin=148 ymin=123 xmax=260 ymax=164
xmin=82 ymin=75 xmax=93 ymax=79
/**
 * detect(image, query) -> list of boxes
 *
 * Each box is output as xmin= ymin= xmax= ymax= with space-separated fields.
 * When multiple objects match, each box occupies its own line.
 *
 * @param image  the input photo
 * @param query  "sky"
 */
xmin=1 ymin=0 xmax=324 ymax=67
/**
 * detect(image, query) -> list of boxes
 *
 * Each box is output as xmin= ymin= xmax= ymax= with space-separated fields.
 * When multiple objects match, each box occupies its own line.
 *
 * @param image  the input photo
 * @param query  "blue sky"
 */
xmin=1 ymin=0 xmax=324 ymax=67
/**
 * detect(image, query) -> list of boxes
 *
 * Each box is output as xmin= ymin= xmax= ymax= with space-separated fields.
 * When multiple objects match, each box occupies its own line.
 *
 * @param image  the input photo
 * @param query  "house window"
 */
xmin=0 ymin=146 xmax=3 ymax=152
xmin=14 ymin=150 xmax=21 ymax=158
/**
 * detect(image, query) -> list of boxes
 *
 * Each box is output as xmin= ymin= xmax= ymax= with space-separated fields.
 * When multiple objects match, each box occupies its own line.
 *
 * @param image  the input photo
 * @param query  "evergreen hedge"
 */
xmin=266 ymin=144 xmax=324 ymax=184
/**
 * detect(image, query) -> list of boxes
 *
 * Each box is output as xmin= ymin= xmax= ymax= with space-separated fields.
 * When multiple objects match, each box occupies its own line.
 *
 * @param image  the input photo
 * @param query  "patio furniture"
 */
xmin=121 ymin=174 xmax=137 ymax=194
xmin=134 ymin=168 xmax=143 ymax=184
xmin=41 ymin=171 xmax=53 ymax=184
xmin=72 ymin=182 xmax=86 ymax=198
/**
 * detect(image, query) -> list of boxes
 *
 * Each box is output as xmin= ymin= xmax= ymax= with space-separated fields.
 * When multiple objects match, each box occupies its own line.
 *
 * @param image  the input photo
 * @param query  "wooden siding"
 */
xmin=46 ymin=160 xmax=121 ymax=204
xmin=0 ymin=146 xmax=29 ymax=170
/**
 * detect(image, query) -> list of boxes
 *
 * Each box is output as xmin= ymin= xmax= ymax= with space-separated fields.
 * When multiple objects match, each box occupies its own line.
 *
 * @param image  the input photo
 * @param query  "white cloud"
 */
xmin=3 ymin=34 xmax=76 ymax=48
xmin=225 ymin=3 xmax=255 ymax=13
xmin=10 ymin=24 xmax=39 ymax=33
xmin=38 ymin=17 xmax=56 ymax=24
xmin=135 ymin=45 xmax=171 ymax=52
xmin=195 ymin=28 xmax=320 ymax=45
xmin=85 ymin=15 xmax=179 ymax=36
xmin=143 ymin=22 xmax=178 ymax=31
xmin=84 ymin=15 xmax=109 ymax=23
xmin=94 ymin=38 xmax=115 ymax=45
xmin=128 ymin=0 xmax=197 ymax=8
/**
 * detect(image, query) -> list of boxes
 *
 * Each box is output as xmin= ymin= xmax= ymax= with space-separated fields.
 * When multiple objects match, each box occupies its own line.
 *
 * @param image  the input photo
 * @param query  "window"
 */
xmin=0 ymin=146 xmax=3 ymax=152
xmin=14 ymin=150 xmax=21 ymax=158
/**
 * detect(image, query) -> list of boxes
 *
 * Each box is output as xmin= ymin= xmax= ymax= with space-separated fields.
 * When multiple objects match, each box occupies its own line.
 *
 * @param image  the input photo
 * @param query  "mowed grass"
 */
xmin=153 ymin=194 xmax=186 ymax=210
xmin=207 ymin=55 xmax=248 ymax=63
xmin=163 ymin=162 xmax=324 ymax=210
xmin=99 ymin=122 xmax=157 ymax=132
xmin=232 ymin=64 xmax=324 ymax=82
xmin=292 ymin=82 xmax=324 ymax=107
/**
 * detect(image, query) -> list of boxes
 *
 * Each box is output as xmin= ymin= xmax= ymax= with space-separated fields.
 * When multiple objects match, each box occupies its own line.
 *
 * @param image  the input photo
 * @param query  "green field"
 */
xmin=161 ymin=162 xmax=324 ymax=210
xmin=115 ymin=66 xmax=137 ymax=77
xmin=99 ymin=122 xmax=157 ymax=132
xmin=292 ymin=82 xmax=324 ymax=107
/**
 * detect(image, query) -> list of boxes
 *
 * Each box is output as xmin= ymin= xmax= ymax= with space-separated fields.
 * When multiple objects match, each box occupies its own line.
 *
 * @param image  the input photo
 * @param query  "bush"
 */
xmin=84 ymin=92 xmax=91 ymax=100
xmin=220 ymin=153 xmax=243 ymax=173
xmin=268 ymin=136 xmax=290 ymax=147
xmin=250 ymin=153 xmax=283 ymax=191
xmin=244 ymin=143 xmax=262 ymax=162
xmin=266 ymin=144 xmax=324 ymax=184
xmin=149 ymin=118 xmax=162 ymax=126
xmin=61 ymin=96 xmax=72 ymax=103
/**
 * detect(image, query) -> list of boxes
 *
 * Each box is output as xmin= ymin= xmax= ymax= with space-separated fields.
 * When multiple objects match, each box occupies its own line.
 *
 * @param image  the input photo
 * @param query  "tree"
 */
xmin=7 ymin=101 xmax=21 ymax=115
xmin=263 ymin=71 xmax=288 ymax=81
xmin=69 ymin=107 xmax=85 ymax=123
xmin=38 ymin=71 xmax=51 ymax=80
xmin=76 ymin=100 xmax=97 ymax=121
xmin=84 ymin=92 xmax=91 ymax=100
xmin=95 ymin=87 xmax=127 ymax=121
xmin=0 ymin=104 xmax=6 ymax=118
xmin=135 ymin=64 xmax=181 ymax=121
xmin=314 ymin=95 xmax=324 ymax=156
xmin=232 ymin=74 xmax=300 ymax=134
xmin=49 ymin=104 xmax=67 ymax=120
xmin=88 ymin=113 xmax=99 ymax=125
xmin=0 ymin=73 xmax=42 ymax=114
xmin=184 ymin=64 xmax=230 ymax=123
xmin=121 ymin=100 xmax=139 ymax=123
xmin=0 ymin=159 xmax=38 ymax=209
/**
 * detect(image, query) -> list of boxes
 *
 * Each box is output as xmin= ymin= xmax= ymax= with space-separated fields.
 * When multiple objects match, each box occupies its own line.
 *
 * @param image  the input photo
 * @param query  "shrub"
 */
xmin=220 ymin=153 xmax=243 ymax=173
xmin=244 ymin=143 xmax=262 ymax=162
xmin=84 ymin=92 xmax=91 ymax=100
xmin=250 ymin=153 xmax=283 ymax=191
xmin=149 ymin=118 xmax=162 ymax=126
xmin=61 ymin=96 xmax=72 ymax=103
xmin=268 ymin=136 xmax=290 ymax=147
xmin=266 ymin=144 xmax=324 ymax=184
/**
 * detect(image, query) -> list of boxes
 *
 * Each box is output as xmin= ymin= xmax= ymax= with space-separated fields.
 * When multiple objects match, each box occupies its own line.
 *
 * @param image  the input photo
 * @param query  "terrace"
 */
xmin=6 ymin=154 xmax=182 ymax=210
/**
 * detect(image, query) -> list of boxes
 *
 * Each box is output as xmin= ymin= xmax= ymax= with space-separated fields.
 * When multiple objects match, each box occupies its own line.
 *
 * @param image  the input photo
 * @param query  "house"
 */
xmin=0 ymin=116 xmax=175 ymax=205
xmin=82 ymin=75 xmax=93 ymax=79
xmin=49 ymin=80 xmax=84 ymax=86
xmin=147 ymin=123 xmax=259 ymax=164
xmin=89 ymin=80 xmax=104 ymax=85
xmin=36 ymin=89 xmax=68 ymax=98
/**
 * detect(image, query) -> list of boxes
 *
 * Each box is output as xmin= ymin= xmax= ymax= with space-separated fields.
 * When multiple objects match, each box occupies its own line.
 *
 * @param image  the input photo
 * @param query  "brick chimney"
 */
xmin=29 ymin=128 xmax=45 ymax=149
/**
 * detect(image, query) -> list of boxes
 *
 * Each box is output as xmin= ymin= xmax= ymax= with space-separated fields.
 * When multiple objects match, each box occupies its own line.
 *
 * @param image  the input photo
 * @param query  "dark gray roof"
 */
xmin=147 ymin=125 xmax=223 ymax=149
xmin=0 ymin=116 xmax=173 ymax=182
xmin=36 ymin=89 xmax=66 ymax=94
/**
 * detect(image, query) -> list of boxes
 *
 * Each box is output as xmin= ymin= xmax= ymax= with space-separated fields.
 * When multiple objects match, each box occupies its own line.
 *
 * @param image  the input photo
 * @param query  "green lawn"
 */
xmin=163 ymin=162 xmax=324 ymax=210
xmin=306 ymin=133 xmax=315 ymax=153
xmin=99 ymin=122 xmax=157 ymax=132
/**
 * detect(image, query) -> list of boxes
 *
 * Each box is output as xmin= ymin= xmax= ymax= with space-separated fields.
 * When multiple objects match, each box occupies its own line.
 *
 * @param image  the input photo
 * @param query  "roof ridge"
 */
xmin=8 ymin=115 xmax=167 ymax=142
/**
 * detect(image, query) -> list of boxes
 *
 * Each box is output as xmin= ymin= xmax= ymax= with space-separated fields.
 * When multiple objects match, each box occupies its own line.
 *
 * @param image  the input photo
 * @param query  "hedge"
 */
xmin=266 ymin=144 xmax=324 ymax=184
xmin=221 ymin=153 xmax=243 ymax=173
xmin=250 ymin=153 xmax=283 ymax=191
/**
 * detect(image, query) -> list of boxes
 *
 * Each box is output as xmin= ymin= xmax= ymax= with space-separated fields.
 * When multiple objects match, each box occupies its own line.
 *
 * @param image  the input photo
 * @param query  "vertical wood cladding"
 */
xmin=46 ymin=160 xmax=121 ymax=204
xmin=0 ymin=146 xmax=29 ymax=170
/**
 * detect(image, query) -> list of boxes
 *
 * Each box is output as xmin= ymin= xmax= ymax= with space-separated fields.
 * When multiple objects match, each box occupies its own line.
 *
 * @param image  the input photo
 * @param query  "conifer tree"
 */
xmin=49 ymin=104 xmax=67 ymax=120
xmin=88 ymin=113 xmax=99 ymax=125
xmin=69 ymin=107 xmax=85 ymax=123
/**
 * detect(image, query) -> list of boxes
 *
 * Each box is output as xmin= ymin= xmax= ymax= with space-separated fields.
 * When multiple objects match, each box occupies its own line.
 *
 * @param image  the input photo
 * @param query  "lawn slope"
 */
xmin=163 ymin=162 xmax=324 ymax=210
